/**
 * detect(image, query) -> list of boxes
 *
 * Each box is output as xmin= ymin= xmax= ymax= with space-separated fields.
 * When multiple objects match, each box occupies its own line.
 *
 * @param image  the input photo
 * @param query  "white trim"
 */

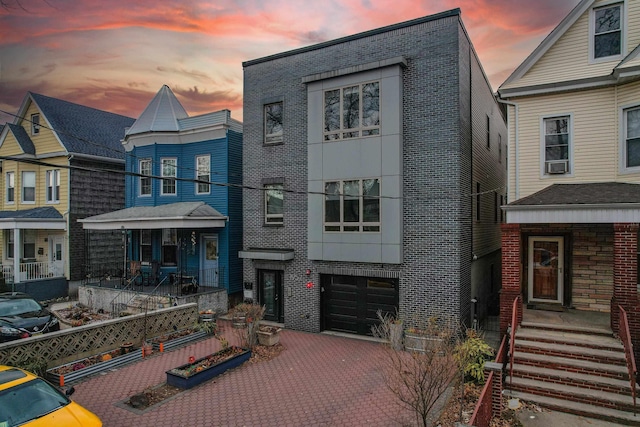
xmin=588 ymin=1 xmax=626 ymax=64
xmin=139 ymin=158 xmax=152 ymax=197
xmin=0 ymin=219 xmax=66 ymax=230
xmin=540 ymin=114 xmax=574 ymax=178
xmin=238 ymin=249 xmax=294 ymax=261
xmin=160 ymin=157 xmax=177 ymax=196
xmin=5 ymin=171 xmax=14 ymax=204
xmin=505 ymin=203 xmax=640 ymax=223
xmin=30 ymin=113 xmax=40 ymax=136
xmin=20 ymin=170 xmax=36 ymax=203
xmin=79 ymin=218 xmax=227 ymax=230
xmin=195 ymin=154 xmax=211 ymax=195
xmin=620 ymin=103 xmax=640 ymax=173
xmin=528 ymin=236 xmax=564 ymax=304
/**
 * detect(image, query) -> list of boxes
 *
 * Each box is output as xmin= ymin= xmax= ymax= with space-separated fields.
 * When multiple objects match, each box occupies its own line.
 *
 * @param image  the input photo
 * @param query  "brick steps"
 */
xmin=506 ymin=323 xmax=638 ymax=420
xmin=507 ymin=390 xmax=640 ymax=426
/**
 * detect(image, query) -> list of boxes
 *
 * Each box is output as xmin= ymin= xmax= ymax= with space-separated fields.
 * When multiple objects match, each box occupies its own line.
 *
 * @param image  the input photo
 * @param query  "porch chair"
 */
xmin=143 ymin=260 xmax=160 ymax=287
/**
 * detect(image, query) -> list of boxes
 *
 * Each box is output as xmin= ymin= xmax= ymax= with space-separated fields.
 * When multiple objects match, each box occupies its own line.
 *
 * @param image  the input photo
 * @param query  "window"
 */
xmin=543 ymin=116 xmax=570 ymax=174
xmin=264 ymin=102 xmax=283 ymax=144
xmin=196 ymin=155 xmax=210 ymax=194
xmin=324 ymin=179 xmax=380 ymax=232
xmin=46 ymin=170 xmax=60 ymax=203
xmin=264 ymin=184 xmax=284 ymax=224
xmin=140 ymin=230 xmax=152 ymax=264
xmin=6 ymin=172 xmax=14 ymax=203
xmin=161 ymin=228 xmax=177 ymax=265
xmin=23 ymin=230 xmax=35 ymax=259
xmin=6 ymin=230 xmax=14 ymax=259
xmin=161 ymin=158 xmax=177 ymax=195
xmin=476 ymin=182 xmax=481 ymax=221
xmin=625 ymin=106 xmax=640 ymax=168
xmin=31 ymin=114 xmax=40 ymax=135
xmin=139 ymin=159 xmax=151 ymax=196
xmin=324 ymin=81 xmax=380 ymax=141
xmin=494 ymin=191 xmax=498 ymax=223
xmin=21 ymin=171 xmax=35 ymax=202
xmin=486 ymin=115 xmax=491 ymax=149
xmin=592 ymin=3 xmax=622 ymax=60
xmin=498 ymin=134 xmax=502 ymax=163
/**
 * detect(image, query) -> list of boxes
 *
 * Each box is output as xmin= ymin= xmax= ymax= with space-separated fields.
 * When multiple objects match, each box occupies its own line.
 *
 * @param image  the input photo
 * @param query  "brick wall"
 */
xmin=571 ymin=225 xmax=613 ymax=311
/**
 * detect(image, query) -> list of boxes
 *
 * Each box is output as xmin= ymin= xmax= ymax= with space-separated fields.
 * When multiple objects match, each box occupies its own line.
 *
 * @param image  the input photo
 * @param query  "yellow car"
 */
xmin=0 ymin=365 xmax=101 ymax=426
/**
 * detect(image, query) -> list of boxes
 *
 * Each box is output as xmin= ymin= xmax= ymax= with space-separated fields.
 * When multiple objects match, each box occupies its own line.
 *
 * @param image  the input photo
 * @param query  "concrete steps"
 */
xmin=506 ymin=323 xmax=639 ymax=422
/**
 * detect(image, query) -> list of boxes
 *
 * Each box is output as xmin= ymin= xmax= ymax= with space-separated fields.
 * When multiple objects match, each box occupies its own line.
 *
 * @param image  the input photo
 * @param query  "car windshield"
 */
xmin=0 ymin=378 xmax=70 ymax=426
xmin=0 ymin=299 xmax=42 ymax=317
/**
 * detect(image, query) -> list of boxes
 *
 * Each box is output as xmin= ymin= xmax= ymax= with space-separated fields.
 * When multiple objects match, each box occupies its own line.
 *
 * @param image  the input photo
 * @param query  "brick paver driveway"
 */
xmin=72 ymin=323 xmax=419 ymax=426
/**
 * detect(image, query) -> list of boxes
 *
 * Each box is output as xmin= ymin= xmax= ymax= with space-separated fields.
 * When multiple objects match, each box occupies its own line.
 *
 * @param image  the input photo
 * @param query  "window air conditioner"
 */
xmin=546 ymin=160 xmax=568 ymax=174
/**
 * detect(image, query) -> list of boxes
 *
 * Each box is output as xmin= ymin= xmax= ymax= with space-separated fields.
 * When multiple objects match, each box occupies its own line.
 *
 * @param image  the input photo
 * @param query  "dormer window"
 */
xmin=592 ymin=3 xmax=623 ymax=60
xmin=31 ymin=114 xmax=40 ymax=135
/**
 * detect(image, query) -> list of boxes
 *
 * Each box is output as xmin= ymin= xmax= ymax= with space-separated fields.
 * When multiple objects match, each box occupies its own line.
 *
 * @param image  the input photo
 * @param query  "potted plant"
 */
xmin=257 ymin=325 xmax=282 ymax=346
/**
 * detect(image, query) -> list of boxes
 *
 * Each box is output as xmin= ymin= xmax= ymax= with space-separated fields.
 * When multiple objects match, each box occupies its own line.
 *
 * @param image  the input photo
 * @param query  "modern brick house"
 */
xmin=240 ymin=9 xmax=506 ymax=334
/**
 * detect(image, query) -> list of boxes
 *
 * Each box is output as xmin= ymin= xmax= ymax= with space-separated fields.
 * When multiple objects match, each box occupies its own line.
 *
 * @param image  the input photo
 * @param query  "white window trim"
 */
xmin=540 ymin=114 xmax=574 ymax=178
xmin=620 ymin=103 xmax=640 ymax=174
xmin=31 ymin=113 xmax=40 ymax=135
xmin=21 ymin=171 xmax=36 ymax=204
xmin=140 ymin=229 xmax=152 ymax=265
xmin=195 ymin=155 xmax=211 ymax=195
xmin=45 ymin=169 xmax=60 ymax=204
xmin=323 ymin=178 xmax=381 ymax=233
xmin=139 ymin=159 xmax=152 ymax=197
xmin=264 ymin=102 xmax=283 ymax=144
xmin=588 ymin=1 xmax=626 ymax=64
xmin=5 ymin=171 xmax=14 ymax=204
xmin=160 ymin=157 xmax=177 ymax=196
xmin=264 ymin=183 xmax=284 ymax=225
xmin=323 ymin=80 xmax=381 ymax=142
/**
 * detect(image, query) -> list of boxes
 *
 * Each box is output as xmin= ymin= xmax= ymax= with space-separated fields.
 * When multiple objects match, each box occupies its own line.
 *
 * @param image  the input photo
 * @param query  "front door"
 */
xmin=259 ymin=270 xmax=283 ymax=322
xmin=200 ymin=235 xmax=218 ymax=287
xmin=528 ymin=237 xmax=564 ymax=304
xmin=49 ymin=235 xmax=64 ymax=277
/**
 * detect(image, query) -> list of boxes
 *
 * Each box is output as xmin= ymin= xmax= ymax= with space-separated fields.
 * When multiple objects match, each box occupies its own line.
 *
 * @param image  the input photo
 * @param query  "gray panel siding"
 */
xmin=242 ymin=13 xmax=505 ymax=331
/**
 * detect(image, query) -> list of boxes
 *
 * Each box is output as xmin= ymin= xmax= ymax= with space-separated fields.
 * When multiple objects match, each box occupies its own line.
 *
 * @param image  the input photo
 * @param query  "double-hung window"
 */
xmin=324 ymin=81 xmax=380 ymax=141
xmin=161 ymin=158 xmax=177 ymax=195
xmin=264 ymin=102 xmax=283 ymax=144
xmin=264 ymin=184 xmax=284 ymax=224
xmin=23 ymin=230 xmax=35 ymax=259
xmin=196 ymin=155 xmax=210 ymax=194
xmin=592 ymin=3 xmax=622 ymax=60
xmin=161 ymin=228 xmax=177 ymax=265
xmin=6 ymin=172 xmax=14 ymax=204
xmin=46 ymin=169 xmax=60 ymax=203
xmin=22 ymin=171 xmax=35 ymax=202
xmin=6 ymin=230 xmax=14 ymax=259
xmin=140 ymin=230 xmax=152 ymax=264
xmin=543 ymin=116 xmax=570 ymax=174
xmin=324 ymin=179 xmax=380 ymax=232
xmin=139 ymin=159 xmax=152 ymax=196
xmin=31 ymin=114 xmax=40 ymax=135
xmin=625 ymin=106 xmax=640 ymax=168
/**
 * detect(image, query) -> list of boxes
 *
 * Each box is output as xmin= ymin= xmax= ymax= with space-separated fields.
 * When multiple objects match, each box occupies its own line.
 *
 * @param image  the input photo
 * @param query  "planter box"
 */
xmin=47 ymin=349 xmax=141 ymax=385
xmin=404 ymin=332 xmax=444 ymax=353
xmin=152 ymin=330 xmax=208 ymax=352
xmin=257 ymin=328 xmax=281 ymax=346
xmin=166 ymin=347 xmax=251 ymax=390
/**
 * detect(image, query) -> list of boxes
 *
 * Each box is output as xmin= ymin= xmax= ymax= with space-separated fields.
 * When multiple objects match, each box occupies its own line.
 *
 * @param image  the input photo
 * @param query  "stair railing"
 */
xmin=509 ymin=295 xmax=521 ymax=387
xmin=618 ymin=305 xmax=637 ymax=416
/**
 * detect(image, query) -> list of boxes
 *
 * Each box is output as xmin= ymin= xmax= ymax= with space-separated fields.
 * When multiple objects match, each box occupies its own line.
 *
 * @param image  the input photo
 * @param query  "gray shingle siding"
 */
xmin=242 ymin=11 xmax=505 ymax=332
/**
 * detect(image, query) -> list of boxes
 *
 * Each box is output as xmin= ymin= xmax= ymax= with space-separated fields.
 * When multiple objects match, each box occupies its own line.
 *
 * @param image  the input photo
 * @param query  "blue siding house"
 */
xmin=80 ymin=85 xmax=243 ymax=297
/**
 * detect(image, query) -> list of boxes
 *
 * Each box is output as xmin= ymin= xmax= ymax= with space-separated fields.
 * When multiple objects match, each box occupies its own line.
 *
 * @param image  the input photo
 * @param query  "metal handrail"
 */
xmin=469 ymin=371 xmax=494 ymax=427
xmin=509 ymin=295 xmax=521 ymax=386
xmin=618 ymin=305 xmax=637 ymax=416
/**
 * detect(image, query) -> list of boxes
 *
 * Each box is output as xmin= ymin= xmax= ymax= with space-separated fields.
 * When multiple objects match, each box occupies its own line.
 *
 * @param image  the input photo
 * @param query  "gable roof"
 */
xmin=23 ymin=92 xmax=135 ymax=160
xmin=5 ymin=123 xmax=35 ymax=155
xmin=509 ymin=182 xmax=640 ymax=206
xmin=126 ymin=85 xmax=188 ymax=136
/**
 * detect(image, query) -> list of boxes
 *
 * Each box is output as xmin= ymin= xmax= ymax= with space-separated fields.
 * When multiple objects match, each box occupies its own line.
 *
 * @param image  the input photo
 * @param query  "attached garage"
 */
xmin=321 ymin=274 xmax=399 ymax=336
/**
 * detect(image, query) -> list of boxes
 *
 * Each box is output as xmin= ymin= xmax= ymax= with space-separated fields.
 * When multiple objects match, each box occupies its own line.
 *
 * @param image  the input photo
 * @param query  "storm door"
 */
xmin=528 ymin=237 xmax=564 ymax=304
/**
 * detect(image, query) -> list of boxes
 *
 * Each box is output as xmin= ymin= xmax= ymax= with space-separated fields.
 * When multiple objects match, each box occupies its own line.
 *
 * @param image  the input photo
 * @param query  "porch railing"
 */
xmin=618 ymin=305 xmax=637 ymax=416
xmin=509 ymin=295 xmax=521 ymax=387
xmin=468 ymin=335 xmax=508 ymax=427
xmin=2 ymin=262 xmax=57 ymax=283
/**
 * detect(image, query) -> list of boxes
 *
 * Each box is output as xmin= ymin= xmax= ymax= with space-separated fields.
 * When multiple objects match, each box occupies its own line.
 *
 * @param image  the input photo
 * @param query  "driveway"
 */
xmin=71 ymin=323 xmax=422 ymax=426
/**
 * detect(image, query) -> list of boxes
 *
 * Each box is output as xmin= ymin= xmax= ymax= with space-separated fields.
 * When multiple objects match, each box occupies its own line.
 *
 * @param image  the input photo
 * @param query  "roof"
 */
xmin=27 ymin=92 xmax=135 ymax=160
xmin=126 ymin=85 xmax=188 ymax=136
xmin=509 ymin=183 xmax=640 ymax=206
xmin=79 ymin=201 xmax=228 ymax=230
xmin=5 ymin=123 xmax=35 ymax=155
xmin=0 ymin=207 xmax=63 ymax=219
xmin=242 ymin=8 xmax=461 ymax=67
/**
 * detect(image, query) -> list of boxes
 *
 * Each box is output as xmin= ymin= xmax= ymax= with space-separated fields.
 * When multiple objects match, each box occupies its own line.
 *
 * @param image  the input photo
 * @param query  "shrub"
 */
xmin=454 ymin=329 xmax=494 ymax=384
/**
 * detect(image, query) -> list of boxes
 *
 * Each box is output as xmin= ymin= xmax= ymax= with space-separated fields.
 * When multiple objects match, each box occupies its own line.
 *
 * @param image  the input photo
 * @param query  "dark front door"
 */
xmin=259 ymin=270 xmax=283 ymax=322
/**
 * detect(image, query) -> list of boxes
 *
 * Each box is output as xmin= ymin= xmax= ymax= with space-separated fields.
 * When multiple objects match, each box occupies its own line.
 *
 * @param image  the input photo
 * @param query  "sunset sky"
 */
xmin=0 ymin=0 xmax=581 ymax=126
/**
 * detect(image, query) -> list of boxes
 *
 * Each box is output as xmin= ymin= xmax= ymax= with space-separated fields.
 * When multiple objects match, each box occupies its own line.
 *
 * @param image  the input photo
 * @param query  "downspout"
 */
xmin=67 ymin=154 xmax=74 ymax=281
xmin=497 ymin=99 xmax=519 ymax=201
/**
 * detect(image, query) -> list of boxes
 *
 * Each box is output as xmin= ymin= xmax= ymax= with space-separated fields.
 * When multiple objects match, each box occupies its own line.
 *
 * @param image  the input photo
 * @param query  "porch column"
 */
xmin=612 ymin=224 xmax=639 ymax=353
xmin=500 ymin=223 xmax=522 ymax=336
xmin=13 ymin=228 xmax=21 ymax=284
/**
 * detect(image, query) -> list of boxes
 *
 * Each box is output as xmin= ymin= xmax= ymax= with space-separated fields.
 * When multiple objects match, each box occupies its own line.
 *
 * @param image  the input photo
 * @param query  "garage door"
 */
xmin=321 ymin=274 xmax=399 ymax=336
